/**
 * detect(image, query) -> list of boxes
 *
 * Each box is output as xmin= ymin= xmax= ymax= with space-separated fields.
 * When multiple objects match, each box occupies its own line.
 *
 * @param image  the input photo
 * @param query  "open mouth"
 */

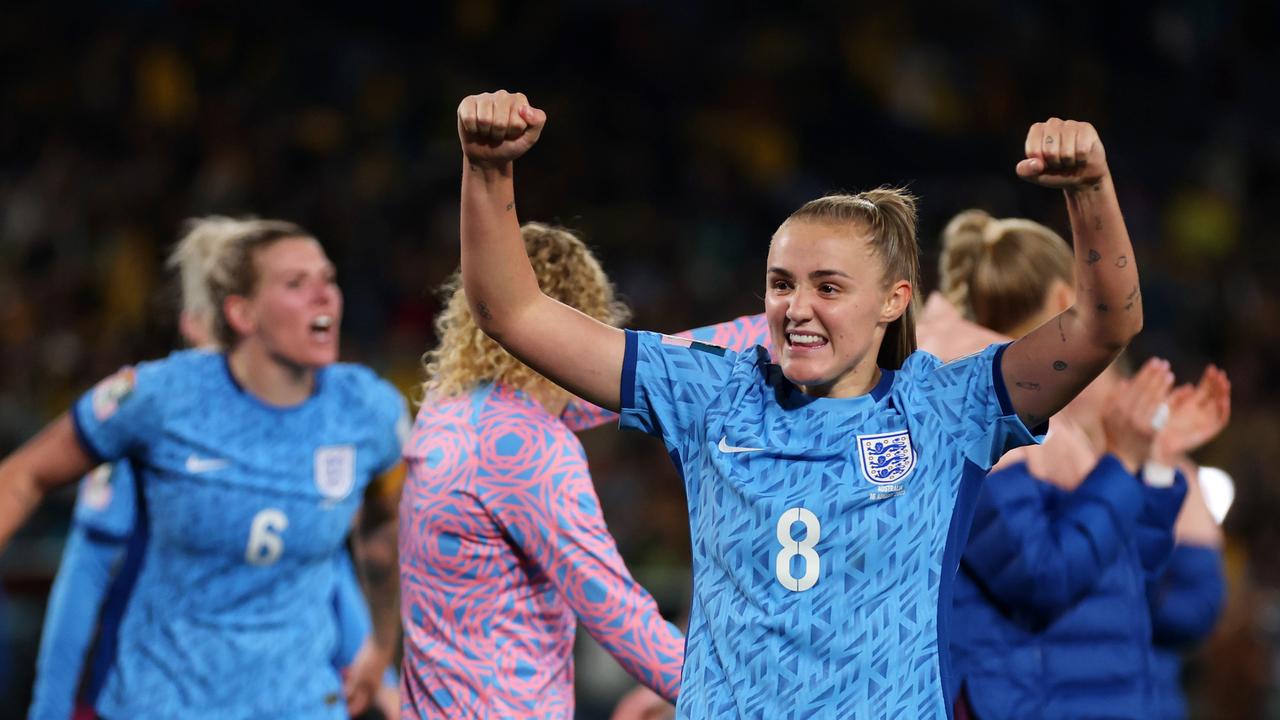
xmin=309 ymin=314 xmax=335 ymax=342
xmin=787 ymin=332 xmax=828 ymax=350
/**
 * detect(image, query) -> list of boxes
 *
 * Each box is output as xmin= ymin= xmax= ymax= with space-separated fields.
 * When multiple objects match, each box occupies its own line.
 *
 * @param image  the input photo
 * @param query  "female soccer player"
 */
xmin=0 ymin=217 xmax=408 ymax=719
xmin=27 ymin=226 xmax=392 ymax=720
xmin=453 ymin=90 xmax=1142 ymax=718
xmin=932 ymin=209 xmax=1231 ymax=719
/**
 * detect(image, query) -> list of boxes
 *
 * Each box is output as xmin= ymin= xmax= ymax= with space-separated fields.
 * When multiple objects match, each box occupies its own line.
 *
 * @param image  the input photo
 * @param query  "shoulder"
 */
xmin=84 ymin=349 xmax=216 ymax=419
xmin=894 ymin=343 xmax=1007 ymax=392
xmin=324 ymin=364 xmax=407 ymax=417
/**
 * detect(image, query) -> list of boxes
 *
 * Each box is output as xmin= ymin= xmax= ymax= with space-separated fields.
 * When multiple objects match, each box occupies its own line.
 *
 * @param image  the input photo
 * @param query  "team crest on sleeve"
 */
xmin=92 ymin=367 xmax=136 ymax=420
xmin=314 ymin=445 xmax=356 ymax=501
xmin=856 ymin=430 xmax=917 ymax=485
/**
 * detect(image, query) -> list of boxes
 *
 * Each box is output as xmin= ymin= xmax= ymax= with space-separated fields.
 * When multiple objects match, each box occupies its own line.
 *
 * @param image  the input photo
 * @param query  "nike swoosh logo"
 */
xmin=717 ymin=436 xmax=764 ymax=454
xmin=185 ymin=455 xmax=229 ymax=473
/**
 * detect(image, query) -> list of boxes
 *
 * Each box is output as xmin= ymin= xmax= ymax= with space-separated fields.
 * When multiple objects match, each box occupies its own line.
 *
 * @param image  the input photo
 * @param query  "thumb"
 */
xmin=1015 ymin=157 xmax=1044 ymax=178
xmin=519 ymin=104 xmax=547 ymax=130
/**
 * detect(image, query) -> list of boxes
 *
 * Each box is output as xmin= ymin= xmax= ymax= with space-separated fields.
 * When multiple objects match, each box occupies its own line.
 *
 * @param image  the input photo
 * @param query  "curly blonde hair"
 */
xmin=421 ymin=223 xmax=631 ymax=400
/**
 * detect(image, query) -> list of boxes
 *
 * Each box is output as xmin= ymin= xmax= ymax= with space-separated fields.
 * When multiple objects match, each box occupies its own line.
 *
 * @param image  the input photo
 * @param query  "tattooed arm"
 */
xmin=1001 ymin=119 xmax=1144 ymax=427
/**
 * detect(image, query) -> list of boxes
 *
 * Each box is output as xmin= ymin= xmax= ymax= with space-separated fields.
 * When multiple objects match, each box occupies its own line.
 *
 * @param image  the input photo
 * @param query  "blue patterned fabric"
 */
xmin=69 ymin=349 xmax=406 ymax=720
xmin=619 ymin=331 xmax=1038 ymax=719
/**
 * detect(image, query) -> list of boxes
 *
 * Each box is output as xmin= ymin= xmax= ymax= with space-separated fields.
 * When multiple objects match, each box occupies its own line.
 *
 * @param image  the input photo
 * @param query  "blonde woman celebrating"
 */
xmin=453 ymin=90 xmax=1143 ymax=719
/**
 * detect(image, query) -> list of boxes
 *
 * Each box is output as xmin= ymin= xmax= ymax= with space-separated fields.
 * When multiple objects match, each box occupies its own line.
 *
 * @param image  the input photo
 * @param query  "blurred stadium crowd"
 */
xmin=0 ymin=2 xmax=1277 ymax=717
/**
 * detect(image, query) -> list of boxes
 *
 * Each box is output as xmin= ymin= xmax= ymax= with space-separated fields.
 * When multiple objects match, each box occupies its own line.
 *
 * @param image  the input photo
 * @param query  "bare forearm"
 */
xmin=460 ymin=161 xmax=540 ymax=339
xmin=1063 ymin=175 xmax=1143 ymax=350
xmin=0 ymin=466 xmax=43 ymax=548
xmin=0 ymin=414 xmax=94 ymax=548
xmin=357 ymin=521 xmax=401 ymax=654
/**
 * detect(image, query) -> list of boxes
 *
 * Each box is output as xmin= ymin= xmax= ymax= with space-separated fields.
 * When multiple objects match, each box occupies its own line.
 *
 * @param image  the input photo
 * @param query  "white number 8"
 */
xmin=775 ymin=507 xmax=821 ymax=592
xmin=245 ymin=508 xmax=288 ymax=566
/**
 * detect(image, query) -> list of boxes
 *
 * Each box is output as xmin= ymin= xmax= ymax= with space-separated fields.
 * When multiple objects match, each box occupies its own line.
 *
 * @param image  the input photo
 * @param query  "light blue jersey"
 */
xmin=69 ymin=349 xmax=406 ymax=720
xmin=30 ymin=463 xmax=140 ymax=720
xmin=619 ymin=331 xmax=1041 ymax=719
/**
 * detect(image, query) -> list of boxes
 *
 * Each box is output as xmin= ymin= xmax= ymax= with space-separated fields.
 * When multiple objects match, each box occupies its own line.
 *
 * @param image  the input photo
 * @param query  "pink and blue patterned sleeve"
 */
xmin=560 ymin=314 xmax=770 ymax=433
xmin=484 ymin=444 xmax=684 ymax=701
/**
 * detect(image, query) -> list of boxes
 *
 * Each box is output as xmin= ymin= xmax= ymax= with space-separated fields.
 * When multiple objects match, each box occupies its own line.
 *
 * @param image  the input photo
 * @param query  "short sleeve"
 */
xmin=618 ymin=330 xmax=739 ymax=444
xmin=70 ymin=365 xmax=162 ymax=464
xmin=911 ymin=343 xmax=1044 ymax=470
xmin=72 ymin=462 xmax=138 ymax=539
xmin=370 ymin=380 xmax=412 ymax=476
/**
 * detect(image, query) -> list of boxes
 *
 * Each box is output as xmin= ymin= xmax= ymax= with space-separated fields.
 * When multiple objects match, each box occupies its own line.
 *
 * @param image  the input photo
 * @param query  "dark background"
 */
xmin=1 ymin=1 xmax=1277 ymax=717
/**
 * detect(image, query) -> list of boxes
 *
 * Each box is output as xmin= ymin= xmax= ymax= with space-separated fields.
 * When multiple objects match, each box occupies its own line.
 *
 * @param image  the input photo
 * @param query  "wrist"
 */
xmin=462 ymin=158 xmax=514 ymax=181
xmin=1109 ymin=448 xmax=1144 ymax=476
xmin=1064 ymin=172 xmax=1112 ymax=198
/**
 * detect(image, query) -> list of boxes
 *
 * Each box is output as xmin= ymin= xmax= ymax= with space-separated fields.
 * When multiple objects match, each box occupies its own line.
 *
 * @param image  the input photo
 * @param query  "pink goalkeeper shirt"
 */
xmin=399 ymin=315 xmax=771 ymax=718
xmin=400 ymin=383 xmax=682 ymax=718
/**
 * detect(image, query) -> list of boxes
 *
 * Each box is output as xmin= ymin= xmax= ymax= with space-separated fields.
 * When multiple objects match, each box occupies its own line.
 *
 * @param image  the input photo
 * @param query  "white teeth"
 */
xmin=311 ymin=315 xmax=332 ymax=331
xmin=789 ymin=333 xmax=825 ymax=345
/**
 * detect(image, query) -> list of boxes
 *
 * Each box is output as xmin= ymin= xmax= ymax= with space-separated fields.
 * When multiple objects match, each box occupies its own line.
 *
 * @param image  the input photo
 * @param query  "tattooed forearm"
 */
xmin=1086 ymin=249 xmax=1101 ymax=265
xmin=1114 ymin=256 xmax=1128 ymax=268
xmin=1094 ymin=216 xmax=1103 ymax=231
xmin=1053 ymin=360 xmax=1068 ymax=371
xmin=476 ymin=300 xmax=493 ymax=320
xmin=505 ymin=201 xmax=514 ymax=211
xmin=1124 ymin=284 xmax=1139 ymax=310
xmin=1057 ymin=315 xmax=1067 ymax=342
xmin=1097 ymin=303 xmax=1109 ymax=312
xmin=1016 ymin=381 xmax=1042 ymax=391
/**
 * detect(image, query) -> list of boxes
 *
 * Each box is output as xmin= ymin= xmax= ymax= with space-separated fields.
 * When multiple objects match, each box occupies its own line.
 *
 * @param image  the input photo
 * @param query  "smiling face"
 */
xmin=766 ymin=220 xmax=912 ymax=398
xmin=230 ymin=236 xmax=343 ymax=369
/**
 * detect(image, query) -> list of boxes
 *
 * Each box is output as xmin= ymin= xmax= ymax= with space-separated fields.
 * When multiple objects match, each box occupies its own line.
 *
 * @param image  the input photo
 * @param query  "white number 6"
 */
xmin=775 ymin=507 xmax=821 ymax=592
xmin=245 ymin=508 xmax=288 ymax=566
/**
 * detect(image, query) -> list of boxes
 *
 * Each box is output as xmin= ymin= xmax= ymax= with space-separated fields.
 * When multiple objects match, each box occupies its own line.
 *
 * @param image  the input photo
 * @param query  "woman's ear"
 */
xmin=223 ymin=295 xmax=255 ymax=338
xmin=881 ymin=280 xmax=913 ymax=322
xmin=1049 ymin=278 xmax=1075 ymax=314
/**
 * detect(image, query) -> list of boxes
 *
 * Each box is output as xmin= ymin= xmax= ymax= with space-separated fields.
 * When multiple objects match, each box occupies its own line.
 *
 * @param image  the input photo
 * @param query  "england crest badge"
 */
xmin=314 ymin=445 xmax=356 ymax=501
xmin=857 ymin=430 xmax=917 ymax=485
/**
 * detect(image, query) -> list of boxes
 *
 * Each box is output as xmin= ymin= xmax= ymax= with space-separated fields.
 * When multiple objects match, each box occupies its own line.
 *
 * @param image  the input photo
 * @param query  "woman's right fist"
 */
xmin=457 ymin=90 xmax=547 ymax=169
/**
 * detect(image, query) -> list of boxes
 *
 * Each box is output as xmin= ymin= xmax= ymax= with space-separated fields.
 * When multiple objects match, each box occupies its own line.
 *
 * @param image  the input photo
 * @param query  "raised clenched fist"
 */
xmin=457 ymin=90 xmax=547 ymax=169
xmin=1016 ymin=118 xmax=1109 ymax=190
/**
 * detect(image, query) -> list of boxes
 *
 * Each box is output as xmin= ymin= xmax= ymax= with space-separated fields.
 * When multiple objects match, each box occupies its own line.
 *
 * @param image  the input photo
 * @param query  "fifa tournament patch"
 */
xmin=314 ymin=445 xmax=356 ymax=501
xmin=80 ymin=464 xmax=114 ymax=510
xmin=91 ymin=367 xmax=136 ymax=421
xmin=857 ymin=429 xmax=917 ymax=486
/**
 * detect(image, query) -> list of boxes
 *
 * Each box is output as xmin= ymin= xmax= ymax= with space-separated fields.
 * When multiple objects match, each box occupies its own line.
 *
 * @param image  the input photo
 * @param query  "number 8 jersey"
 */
xmin=70 ymin=349 xmax=407 ymax=720
xmin=618 ymin=331 xmax=1042 ymax=720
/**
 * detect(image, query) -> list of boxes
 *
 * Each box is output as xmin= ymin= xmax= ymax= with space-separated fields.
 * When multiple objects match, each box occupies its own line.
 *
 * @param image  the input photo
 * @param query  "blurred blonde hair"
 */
xmin=780 ymin=187 xmax=920 ymax=370
xmin=168 ymin=216 xmax=313 ymax=348
xmin=938 ymin=209 xmax=1073 ymax=335
xmin=422 ymin=222 xmax=630 ymax=399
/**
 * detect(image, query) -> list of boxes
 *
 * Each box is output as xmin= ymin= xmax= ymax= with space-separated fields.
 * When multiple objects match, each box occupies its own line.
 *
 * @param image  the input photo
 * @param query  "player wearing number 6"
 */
xmin=0 ymin=217 xmax=409 ymax=719
xmin=456 ymin=92 xmax=1143 ymax=719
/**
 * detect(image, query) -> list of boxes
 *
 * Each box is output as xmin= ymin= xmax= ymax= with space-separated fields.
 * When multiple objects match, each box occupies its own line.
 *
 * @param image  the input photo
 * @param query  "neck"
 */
xmin=227 ymin=341 xmax=316 ymax=407
xmin=802 ymin=362 xmax=882 ymax=399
